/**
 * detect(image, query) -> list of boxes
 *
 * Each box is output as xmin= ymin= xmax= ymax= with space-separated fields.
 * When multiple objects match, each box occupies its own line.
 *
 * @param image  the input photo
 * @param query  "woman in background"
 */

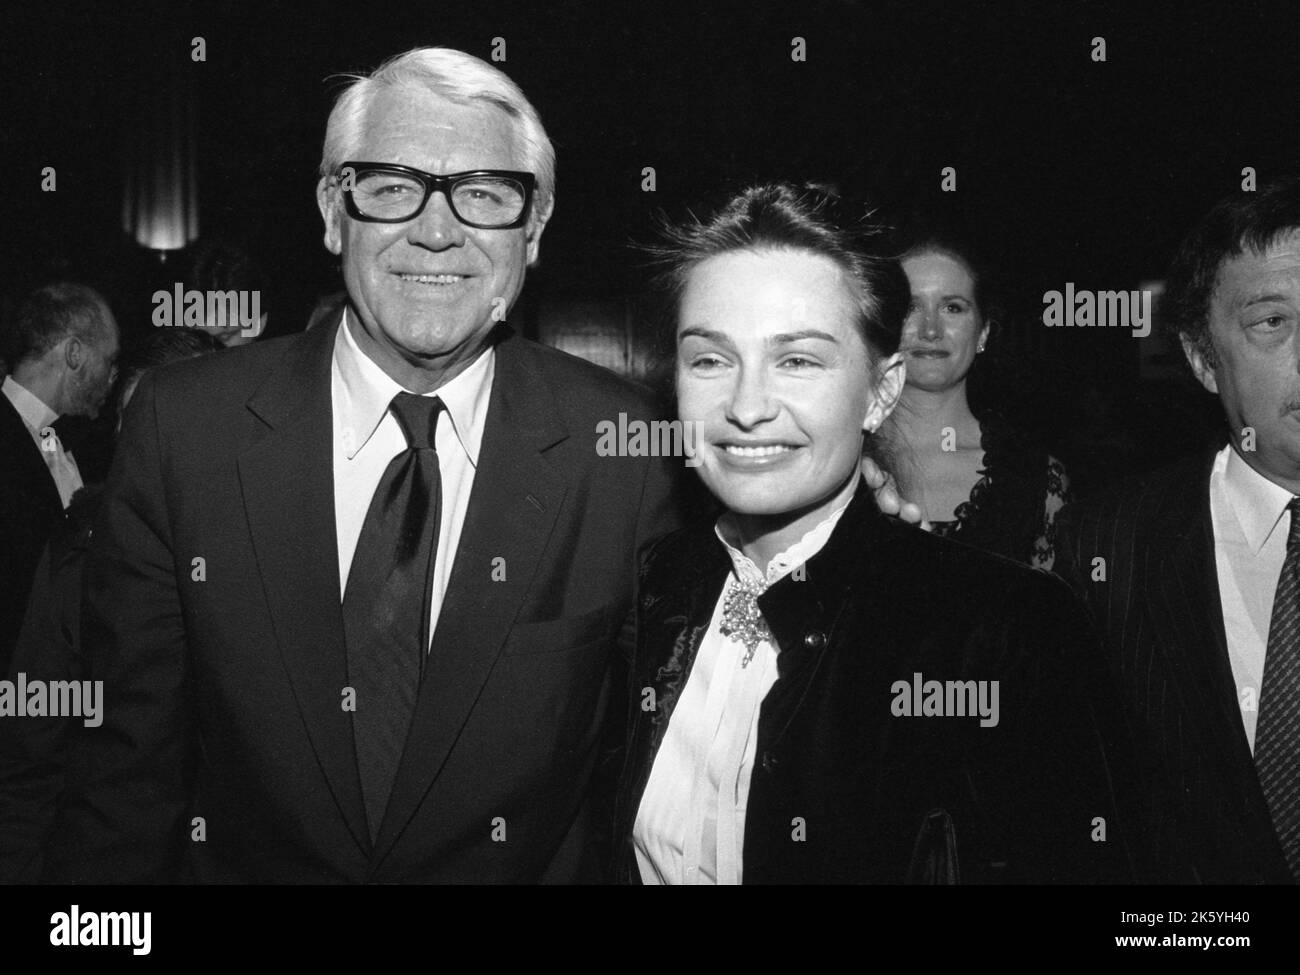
xmin=613 ymin=183 xmax=1135 ymax=884
xmin=881 ymin=237 xmax=1069 ymax=568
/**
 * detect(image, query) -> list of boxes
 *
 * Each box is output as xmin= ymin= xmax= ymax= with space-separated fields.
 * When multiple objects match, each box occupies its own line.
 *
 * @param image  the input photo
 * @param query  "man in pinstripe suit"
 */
xmin=1056 ymin=178 xmax=1300 ymax=884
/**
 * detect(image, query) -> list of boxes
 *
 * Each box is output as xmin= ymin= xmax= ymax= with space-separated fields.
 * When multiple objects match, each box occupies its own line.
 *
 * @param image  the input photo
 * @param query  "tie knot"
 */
xmin=390 ymin=392 xmax=444 ymax=450
xmin=1289 ymin=497 xmax=1300 ymax=541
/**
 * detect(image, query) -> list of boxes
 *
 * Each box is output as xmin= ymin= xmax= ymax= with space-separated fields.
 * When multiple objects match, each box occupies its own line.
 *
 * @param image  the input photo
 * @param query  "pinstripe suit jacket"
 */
xmin=1055 ymin=447 xmax=1293 ymax=883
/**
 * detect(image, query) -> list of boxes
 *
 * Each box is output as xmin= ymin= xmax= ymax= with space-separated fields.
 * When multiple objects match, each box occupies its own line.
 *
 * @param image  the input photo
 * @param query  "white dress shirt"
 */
xmin=633 ymin=493 xmax=853 ymax=885
xmin=331 ymin=310 xmax=494 ymax=649
xmin=1209 ymin=444 xmax=1296 ymax=753
xmin=2 ymin=374 xmax=83 ymax=508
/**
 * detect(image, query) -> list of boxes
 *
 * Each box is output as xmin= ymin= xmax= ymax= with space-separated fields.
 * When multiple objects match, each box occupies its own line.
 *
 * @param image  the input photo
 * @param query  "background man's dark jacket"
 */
xmin=1055 ymin=448 xmax=1294 ymax=884
xmin=45 ymin=315 xmax=680 ymax=883
xmin=0 ymin=485 xmax=98 ymax=882
xmin=0 ymin=393 xmax=65 ymax=674
xmin=614 ymin=485 xmax=1139 ymax=883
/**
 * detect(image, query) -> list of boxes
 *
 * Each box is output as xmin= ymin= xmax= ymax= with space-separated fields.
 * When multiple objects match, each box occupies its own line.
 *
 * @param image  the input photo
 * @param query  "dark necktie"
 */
xmin=1256 ymin=496 xmax=1300 ymax=878
xmin=343 ymin=392 xmax=444 ymax=841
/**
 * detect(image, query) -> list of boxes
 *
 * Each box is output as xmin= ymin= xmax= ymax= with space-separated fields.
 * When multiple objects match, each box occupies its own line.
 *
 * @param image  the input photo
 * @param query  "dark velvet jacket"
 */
xmin=613 ymin=482 xmax=1139 ymax=884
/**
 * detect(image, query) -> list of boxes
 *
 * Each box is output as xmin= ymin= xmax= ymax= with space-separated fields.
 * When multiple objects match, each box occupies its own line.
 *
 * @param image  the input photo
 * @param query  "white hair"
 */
xmin=320 ymin=47 xmax=555 ymax=213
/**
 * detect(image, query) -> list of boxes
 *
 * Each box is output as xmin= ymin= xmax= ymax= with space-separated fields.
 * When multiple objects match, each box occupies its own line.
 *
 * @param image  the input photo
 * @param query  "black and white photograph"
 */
xmin=0 ymin=0 xmax=1295 ymax=957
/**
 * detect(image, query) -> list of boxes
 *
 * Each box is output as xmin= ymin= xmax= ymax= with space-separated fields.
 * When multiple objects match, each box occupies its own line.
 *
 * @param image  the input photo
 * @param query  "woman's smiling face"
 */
xmin=676 ymin=247 xmax=904 ymax=547
xmin=899 ymin=250 xmax=988 ymax=393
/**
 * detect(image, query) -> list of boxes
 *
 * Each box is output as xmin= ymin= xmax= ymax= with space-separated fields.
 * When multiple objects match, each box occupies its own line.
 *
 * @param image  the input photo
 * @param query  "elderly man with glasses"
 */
xmin=43 ymin=47 xmax=680 ymax=884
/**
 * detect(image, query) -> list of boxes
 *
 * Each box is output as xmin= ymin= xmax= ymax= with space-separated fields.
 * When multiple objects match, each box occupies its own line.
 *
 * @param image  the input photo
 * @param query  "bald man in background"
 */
xmin=0 ymin=282 xmax=118 ymax=673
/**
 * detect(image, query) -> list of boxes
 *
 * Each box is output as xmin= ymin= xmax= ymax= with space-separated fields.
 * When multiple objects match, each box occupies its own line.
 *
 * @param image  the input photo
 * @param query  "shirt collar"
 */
xmin=1220 ymin=444 xmax=1297 ymax=555
xmin=333 ymin=308 xmax=494 ymax=464
xmin=2 ymin=375 xmax=58 ymax=436
xmin=715 ymin=480 xmax=858 ymax=586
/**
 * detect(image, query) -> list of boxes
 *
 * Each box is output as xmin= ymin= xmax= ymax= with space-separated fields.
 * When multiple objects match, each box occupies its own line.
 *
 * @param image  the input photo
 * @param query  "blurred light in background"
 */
xmin=121 ymin=69 xmax=198 ymax=257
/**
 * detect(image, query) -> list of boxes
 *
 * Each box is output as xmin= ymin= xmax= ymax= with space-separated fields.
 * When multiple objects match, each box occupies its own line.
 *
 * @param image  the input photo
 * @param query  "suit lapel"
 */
xmin=1144 ymin=466 xmax=1241 ymax=749
xmin=1143 ymin=449 xmax=1288 ymax=875
xmin=237 ymin=315 xmax=370 ymax=853
xmin=373 ymin=330 xmax=570 ymax=861
xmin=0 ymin=393 xmax=64 ymax=515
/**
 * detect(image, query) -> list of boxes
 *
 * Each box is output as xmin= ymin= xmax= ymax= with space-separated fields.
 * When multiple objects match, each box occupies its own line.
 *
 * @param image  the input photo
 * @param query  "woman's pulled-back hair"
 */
xmin=648 ymin=181 xmax=910 ymax=363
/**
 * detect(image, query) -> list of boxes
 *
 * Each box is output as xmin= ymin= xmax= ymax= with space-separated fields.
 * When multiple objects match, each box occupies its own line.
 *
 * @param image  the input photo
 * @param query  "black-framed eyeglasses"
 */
xmin=335 ymin=161 xmax=535 ymax=229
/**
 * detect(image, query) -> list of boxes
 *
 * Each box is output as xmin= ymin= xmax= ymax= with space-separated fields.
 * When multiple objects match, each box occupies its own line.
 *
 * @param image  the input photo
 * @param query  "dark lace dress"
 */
xmin=927 ymin=416 xmax=1071 ymax=570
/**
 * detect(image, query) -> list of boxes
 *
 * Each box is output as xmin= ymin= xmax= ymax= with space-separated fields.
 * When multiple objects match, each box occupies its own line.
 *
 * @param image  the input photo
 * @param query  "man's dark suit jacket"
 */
xmin=0 ymin=489 xmax=96 ymax=883
xmin=0 ymin=392 xmax=65 ymax=674
xmin=45 ymin=315 xmax=680 ymax=883
xmin=1055 ymin=447 xmax=1293 ymax=884
xmin=614 ymin=483 xmax=1139 ymax=883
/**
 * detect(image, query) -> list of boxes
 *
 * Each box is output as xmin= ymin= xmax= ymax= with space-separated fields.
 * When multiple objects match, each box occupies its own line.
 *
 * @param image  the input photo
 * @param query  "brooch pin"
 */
xmin=720 ymin=575 xmax=773 ymax=667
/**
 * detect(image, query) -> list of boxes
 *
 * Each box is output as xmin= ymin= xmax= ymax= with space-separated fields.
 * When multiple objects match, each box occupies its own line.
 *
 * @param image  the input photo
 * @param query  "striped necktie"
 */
xmin=1256 ymin=496 xmax=1300 ymax=879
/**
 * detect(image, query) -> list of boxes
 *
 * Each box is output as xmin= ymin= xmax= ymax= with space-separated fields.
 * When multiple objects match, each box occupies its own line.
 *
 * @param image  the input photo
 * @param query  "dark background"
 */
xmin=2 ymin=0 xmax=1292 ymax=492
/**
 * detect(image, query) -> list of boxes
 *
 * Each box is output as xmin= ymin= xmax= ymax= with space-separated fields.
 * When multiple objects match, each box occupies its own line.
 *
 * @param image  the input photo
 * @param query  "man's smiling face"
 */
xmin=317 ymin=86 xmax=549 ymax=389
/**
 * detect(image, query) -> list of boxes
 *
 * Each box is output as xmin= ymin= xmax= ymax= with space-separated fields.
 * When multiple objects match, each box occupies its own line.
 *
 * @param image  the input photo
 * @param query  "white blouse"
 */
xmin=632 ymin=498 xmax=851 ymax=884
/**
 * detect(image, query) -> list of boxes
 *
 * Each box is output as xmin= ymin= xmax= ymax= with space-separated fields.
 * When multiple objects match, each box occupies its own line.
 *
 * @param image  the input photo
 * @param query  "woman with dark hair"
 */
xmin=611 ymin=182 xmax=1135 ymax=885
xmin=881 ymin=237 xmax=1069 ymax=568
